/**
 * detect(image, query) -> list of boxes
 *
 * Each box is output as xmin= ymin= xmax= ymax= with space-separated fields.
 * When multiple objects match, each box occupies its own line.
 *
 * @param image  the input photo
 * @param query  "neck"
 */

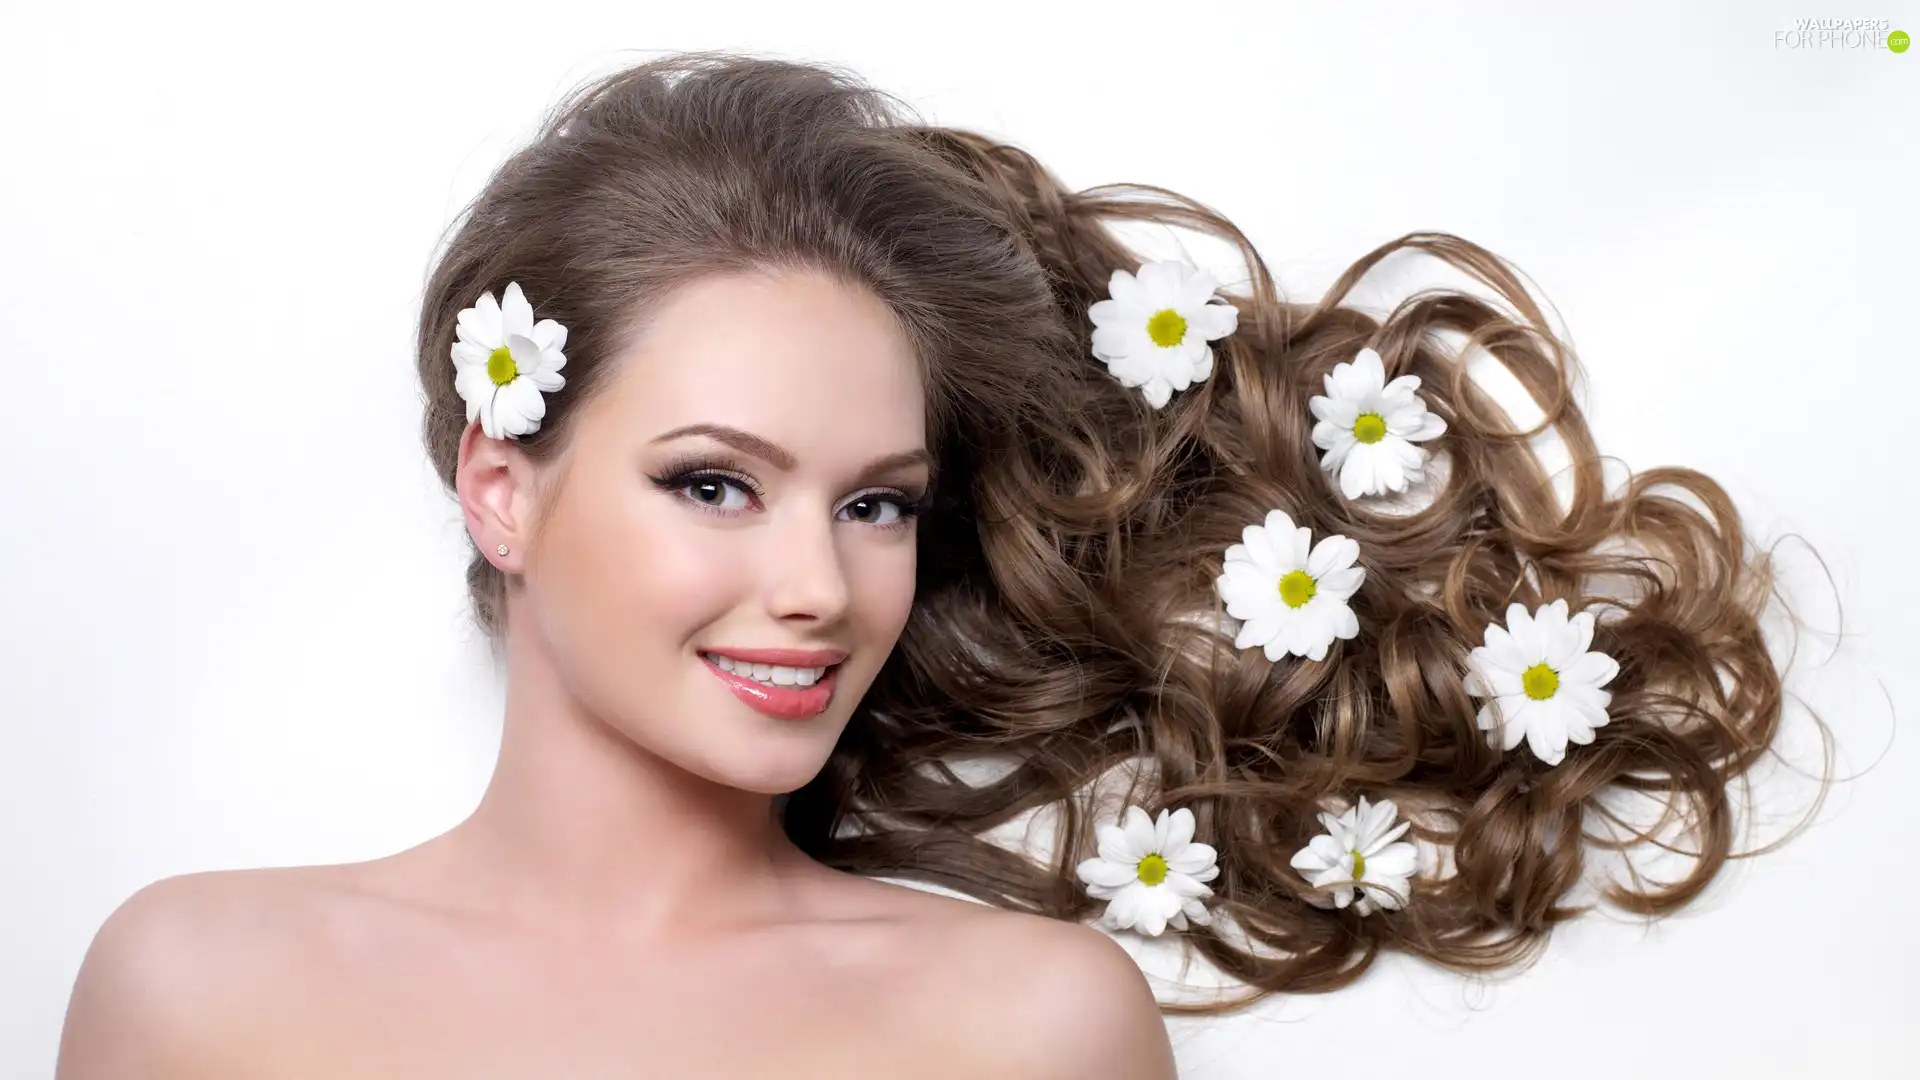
xmin=429 ymin=613 xmax=812 ymax=944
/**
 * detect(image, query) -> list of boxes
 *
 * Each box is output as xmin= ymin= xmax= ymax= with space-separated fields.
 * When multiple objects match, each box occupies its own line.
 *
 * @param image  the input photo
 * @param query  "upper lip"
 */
xmin=702 ymin=646 xmax=848 ymax=668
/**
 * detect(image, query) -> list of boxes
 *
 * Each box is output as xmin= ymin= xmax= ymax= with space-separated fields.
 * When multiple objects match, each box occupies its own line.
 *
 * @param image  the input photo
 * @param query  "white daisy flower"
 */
xmin=1215 ymin=510 xmax=1365 ymax=663
xmin=1088 ymin=261 xmax=1239 ymax=409
xmin=1464 ymin=599 xmax=1621 ymax=767
xmin=1309 ymin=347 xmax=1447 ymax=499
xmin=1288 ymin=795 xmax=1418 ymax=915
xmin=450 ymin=282 xmax=569 ymax=440
xmin=1076 ymin=806 xmax=1220 ymax=937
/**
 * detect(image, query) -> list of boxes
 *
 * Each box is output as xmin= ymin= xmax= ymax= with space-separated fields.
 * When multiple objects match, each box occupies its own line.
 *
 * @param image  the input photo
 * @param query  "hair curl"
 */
xmin=413 ymin=50 xmax=1828 ymax=1014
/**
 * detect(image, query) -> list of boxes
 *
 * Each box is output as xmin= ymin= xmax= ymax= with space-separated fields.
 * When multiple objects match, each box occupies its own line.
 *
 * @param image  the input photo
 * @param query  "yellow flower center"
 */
xmin=1136 ymin=853 xmax=1169 ymax=886
xmin=1146 ymin=309 xmax=1188 ymax=348
xmin=1350 ymin=848 xmax=1366 ymax=879
xmin=1522 ymin=662 xmax=1560 ymax=700
xmin=487 ymin=345 xmax=519 ymax=386
xmin=1353 ymin=413 xmax=1387 ymax=444
xmin=1278 ymin=569 xmax=1317 ymax=609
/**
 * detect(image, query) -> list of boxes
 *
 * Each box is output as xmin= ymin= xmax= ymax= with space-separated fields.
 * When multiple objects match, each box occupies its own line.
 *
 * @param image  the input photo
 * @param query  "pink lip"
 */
xmin=702 ymin=646 xmax=849 ymax=667
xmin=701 ymin=654 xmax=840 ymax=720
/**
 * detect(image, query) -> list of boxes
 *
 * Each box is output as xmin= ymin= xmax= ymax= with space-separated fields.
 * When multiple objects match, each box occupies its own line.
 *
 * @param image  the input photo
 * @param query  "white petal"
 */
xmin=1188 ymin=345 xmax=1216 ymax=385
xmin=1506 ymin=603 xmax=1544 ymax=660
xmin=1096 ymin=822 xmax=1136 ymax=865
xmin=1104 ymin=884 xmax=1143 ymax=931
xmin=1316 ymin=566 xmax=1365 ymax=599
xmin=1565 ymin=611 xmax=1598 ymax=661
xmin=1306 ymin=534 xmax=1359 ymax=578
xmin=1339 ymin=448 xmax=1377 ymax=499
xmin=531 ymin=317 xmax=568 ymax=353
xmin=454 ymin=365 xmax=498 ymax=415
xmin=1536 ymin=599 xmax=1570 ymax=648
xmin=1560 ymin=650 xmax=1620 ymax=689
xmin=1328 ymin=602 xmax=1360 ymax=641
xmin=476 ymin=391 xmax=501 ymax=439
xmin=500 ymin=282 xmax=535 ymax=339
xmin=505 ymin=333 xmax=546 ymax=379
xmin=527 ymin=364 xmax=566 ymax=393
xmin=1191 ymin=301 xmax=1238 ymax=341
xmin=1524 ymin=704 xmax=1570 ymax=765
xmin=1181 ymin=896 xmax=1213 ymax=926
xmin=1365 ymin=877 xmax=1412 ymax=911
xmin=1177 ymin=265 xmax=1220 ymax=309
xmin=1289 ymin=837 xmax=1335 ymax=873
xmin=1218 ymin=565 xmax=1277 ymax=611
xmin=1310 ymin=395 xmax=1361 ymax=427
xmin=1309 ymin=862 xmax=1355 ymax=890
xmin=1121 ymin=806 xmax=1158 ymax=857
xmin=1077 ymin=857 xmax=1139 ymax=889
xmin=496 ymin=379 xmax=545 ymax=437
xmin=1369 ymin=447 xmax=1412 ymax=492
xmin=1477 ymin=627 xmax=1529 ymax=673
xmin=1162 ymin=871 xmax=1215 ymax=899
xmin=1356 ymin=798 xmax=1396 ymax=843
xmin=1258 ymin=509 xmax=1297 ymax=549
xmin=1349 ymin=348 xmax=1387 ymax=393
xmin=1166 ymin=840 xmax=1215 ymax=875
xmin=1286 ymin=525 xmax=1314 ymax=570
xmin=1240 ymin=526 xmax=1283 ymax=574
xmin=1089 ymin=322 xmax=1136 ymax=363
xmin=1559 ymin=681 xmax=1615 ymax=730
xmin=1136 ymin=261 xmax=1187 ymax=304
xmin=1366 ymin=841 xmax=1418 ymax=879
xmin=1474 ymin=698 xmax=1501 ymax=732
xmin=457 ymin=293 xmax=504 ymax=349
xmin=1161 ymin=807 xmax=1196 ymax=853
xmin=1469 ymin=661 xmax=1524 ymax=698
xmin=1137 ymin=887 xmax=1180 ymax=937
xmin=1234 ymin=615 xmax=1280 ymax=651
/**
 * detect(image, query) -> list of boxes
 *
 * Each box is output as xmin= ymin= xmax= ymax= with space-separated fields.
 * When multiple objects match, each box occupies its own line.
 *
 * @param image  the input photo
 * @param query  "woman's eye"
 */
xmin=843 ymin=496 xmax=903 ymax=526
xmin=686 ymin=477 xmax=753 ymax=511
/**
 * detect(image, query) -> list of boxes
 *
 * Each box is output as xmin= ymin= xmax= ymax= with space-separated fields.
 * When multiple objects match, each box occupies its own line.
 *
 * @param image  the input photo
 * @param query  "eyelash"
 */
xmin=646 ymin=452 xmax=932 ymax=532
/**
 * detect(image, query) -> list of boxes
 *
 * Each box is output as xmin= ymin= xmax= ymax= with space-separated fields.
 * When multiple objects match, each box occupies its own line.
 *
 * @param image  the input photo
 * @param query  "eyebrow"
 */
xmin=650 ymin=423 xmax=936 ymax=482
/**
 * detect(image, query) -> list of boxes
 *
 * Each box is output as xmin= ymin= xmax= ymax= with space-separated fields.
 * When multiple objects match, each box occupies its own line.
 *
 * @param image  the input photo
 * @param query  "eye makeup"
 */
xmin=644 ymin=450 xmax=933 ymax=530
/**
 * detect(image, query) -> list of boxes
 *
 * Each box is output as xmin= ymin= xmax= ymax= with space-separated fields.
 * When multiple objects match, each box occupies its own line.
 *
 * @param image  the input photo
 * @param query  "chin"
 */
xmin=693 ymin=744 xmax=838 ymax=796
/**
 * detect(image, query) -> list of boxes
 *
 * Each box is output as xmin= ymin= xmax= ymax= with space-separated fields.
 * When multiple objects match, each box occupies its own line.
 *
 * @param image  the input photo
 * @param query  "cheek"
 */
xmin=853 ymin=534 xmax=919 ymax=638
xmin=532 ymin=491 xmax=736 ymax=679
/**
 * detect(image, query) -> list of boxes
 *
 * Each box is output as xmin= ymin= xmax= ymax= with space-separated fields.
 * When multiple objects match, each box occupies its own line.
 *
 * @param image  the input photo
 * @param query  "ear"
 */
xmin=455 ymin=420 xmax=539 ymax=572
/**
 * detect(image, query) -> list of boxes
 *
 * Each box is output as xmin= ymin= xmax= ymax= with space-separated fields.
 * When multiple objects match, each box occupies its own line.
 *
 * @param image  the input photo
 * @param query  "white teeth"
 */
xmin=706 ymin=653 xmax=829 ymax=688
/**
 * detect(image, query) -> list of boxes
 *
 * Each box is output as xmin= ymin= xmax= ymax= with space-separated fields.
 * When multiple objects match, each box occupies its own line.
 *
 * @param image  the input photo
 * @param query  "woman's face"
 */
xmin=512 ymin=269 xmax=929 ymax=794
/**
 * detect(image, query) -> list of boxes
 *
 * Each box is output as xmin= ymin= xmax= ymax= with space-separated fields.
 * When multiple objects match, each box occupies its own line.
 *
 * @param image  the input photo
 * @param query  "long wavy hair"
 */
xmin=414 ymin=50 xmax=1826 ymax=1013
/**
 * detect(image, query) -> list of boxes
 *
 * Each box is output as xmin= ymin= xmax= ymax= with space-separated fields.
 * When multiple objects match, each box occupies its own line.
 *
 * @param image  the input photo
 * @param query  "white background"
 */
xmin=3 ymin=2 xmax=1915 ymax=1077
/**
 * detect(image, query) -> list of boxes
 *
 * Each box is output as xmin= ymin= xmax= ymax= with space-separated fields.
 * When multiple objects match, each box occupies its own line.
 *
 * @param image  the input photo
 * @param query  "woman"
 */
xmin=56 ymin=50 xmax=1810 ymax=1077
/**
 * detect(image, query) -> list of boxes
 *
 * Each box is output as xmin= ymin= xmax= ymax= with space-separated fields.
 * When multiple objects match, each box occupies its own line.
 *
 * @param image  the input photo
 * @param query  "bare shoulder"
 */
xmin=55 ymin=867 xmax=327 ymax=1079
xmin=862 ymin=884 xmax=1176 ymax=1080
xmin=948 ymin=912 xmax=1178 ymax=1079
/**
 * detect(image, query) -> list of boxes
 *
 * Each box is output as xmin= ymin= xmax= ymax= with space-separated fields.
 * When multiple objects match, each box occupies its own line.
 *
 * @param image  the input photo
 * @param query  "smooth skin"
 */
xmin=55 ymin=269 xmax=1179 ymax=1079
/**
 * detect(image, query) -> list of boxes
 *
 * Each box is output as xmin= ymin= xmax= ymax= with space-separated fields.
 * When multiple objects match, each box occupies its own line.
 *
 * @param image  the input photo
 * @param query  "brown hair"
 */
xmin=414 ymin=51 xmax=1827 ymax=1013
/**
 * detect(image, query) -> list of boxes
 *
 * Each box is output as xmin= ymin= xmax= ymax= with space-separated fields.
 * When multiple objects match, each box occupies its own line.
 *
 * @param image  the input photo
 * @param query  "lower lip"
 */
xmin=701 ymin=655 xmax=840 ymax=720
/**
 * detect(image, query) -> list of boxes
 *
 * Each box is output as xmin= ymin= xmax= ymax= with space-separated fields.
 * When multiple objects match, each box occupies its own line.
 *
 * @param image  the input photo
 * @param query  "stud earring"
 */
xmin=496 ymin=544 xmax=510 ymax=557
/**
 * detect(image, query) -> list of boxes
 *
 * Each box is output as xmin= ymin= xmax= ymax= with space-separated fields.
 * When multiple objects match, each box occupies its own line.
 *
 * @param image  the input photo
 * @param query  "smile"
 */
xmin=699 ymin=653 xmax=843 ymax=720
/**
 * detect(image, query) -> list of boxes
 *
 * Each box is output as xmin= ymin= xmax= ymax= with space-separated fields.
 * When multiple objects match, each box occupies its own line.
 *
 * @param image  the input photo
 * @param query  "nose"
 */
xmin=762 ymin=506 xmax=853 ymax=625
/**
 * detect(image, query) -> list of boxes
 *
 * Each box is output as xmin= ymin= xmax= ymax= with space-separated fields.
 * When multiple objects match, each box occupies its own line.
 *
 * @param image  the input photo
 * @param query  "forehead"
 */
xmin=597 ymin=269 xmax=927 ymax=457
